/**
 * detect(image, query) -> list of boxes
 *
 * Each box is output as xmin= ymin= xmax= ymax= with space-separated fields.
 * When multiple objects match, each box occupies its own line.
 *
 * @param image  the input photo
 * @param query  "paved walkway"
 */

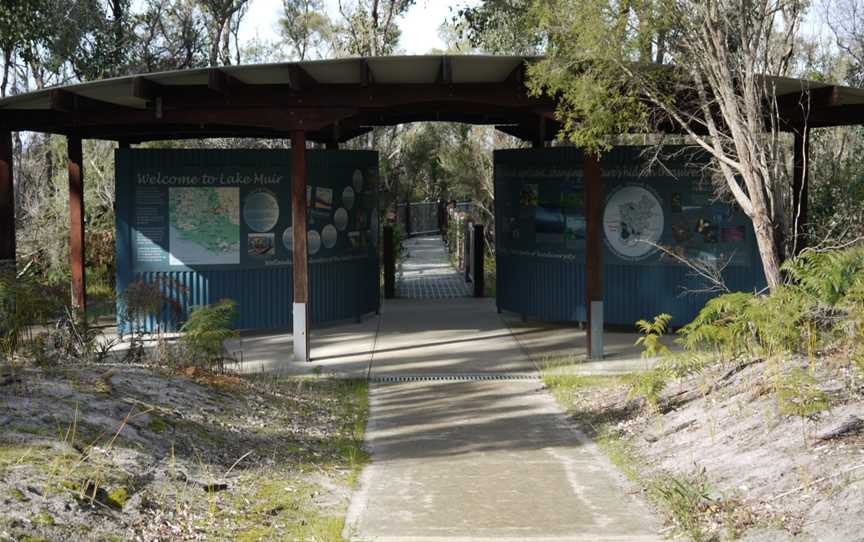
xmin=344 ymin=237 xmax=661 ymax=541
xmin=398 ymin=235 xmax=471 ymax=299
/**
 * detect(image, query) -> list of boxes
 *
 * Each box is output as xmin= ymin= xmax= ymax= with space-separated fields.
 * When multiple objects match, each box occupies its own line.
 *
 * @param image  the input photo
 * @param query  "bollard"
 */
xmin=472 ymin=224 xmax=484 ymax=298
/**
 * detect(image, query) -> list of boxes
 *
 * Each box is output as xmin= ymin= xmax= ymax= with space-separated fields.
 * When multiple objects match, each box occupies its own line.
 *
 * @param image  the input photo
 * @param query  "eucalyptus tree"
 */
xmin=486 ymin=0 xmax=809 ymax=290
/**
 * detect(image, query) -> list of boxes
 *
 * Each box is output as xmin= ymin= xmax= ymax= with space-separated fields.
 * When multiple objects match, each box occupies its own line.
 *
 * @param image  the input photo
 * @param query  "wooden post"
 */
xmin=792 ymin=128 xmax=810 ymax=256
xmin=383 ymin=225 xmax=395 ymax=299
xmin=584 ymin=152 xmax=603 ymax=360
xmin=68 ymin=135 xmax=86 ymax=312
xmin=291 ymin=130 xmax=310 ymax=361
xmin=0 ymin=130 xmax=14 ymax=273
xmin=473 ymin=223 xmax=485 ymax=298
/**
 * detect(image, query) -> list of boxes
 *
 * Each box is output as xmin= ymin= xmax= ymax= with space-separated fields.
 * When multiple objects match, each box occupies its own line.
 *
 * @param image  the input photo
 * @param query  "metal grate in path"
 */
xmin=369 ymin=374 xmax=541 ymax=383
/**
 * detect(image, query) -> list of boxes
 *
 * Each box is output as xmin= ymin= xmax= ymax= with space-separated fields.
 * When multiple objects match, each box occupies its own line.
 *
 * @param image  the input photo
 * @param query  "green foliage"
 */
xmin=635 ymin=313 xmax=672 ymax=359
xmin=649 ymin=473 xmax=715 ymax=542
xmin=457 ymin=0 xmax=542 ymax=55
xmin=675 ymin=247 xmax=864 ymax=362
xmin=0 ymin=270 xmax=63 ymax=360
xmin=625 ymin=369 xmax=668 ymax=411
xmin=775 ymin=367 xmax=830 ymax=419
xmin=782 ymin=247 xmax=864 ymax=306
xmin=677 ymin=292 xmax=756 ymax=357
xmin=524 ymin=0 xmax=670 ymax=154
xmin=843 ymin=280 xmax=864 ymax=375
xmin=180 ymin=299 xmax=238 ymax=370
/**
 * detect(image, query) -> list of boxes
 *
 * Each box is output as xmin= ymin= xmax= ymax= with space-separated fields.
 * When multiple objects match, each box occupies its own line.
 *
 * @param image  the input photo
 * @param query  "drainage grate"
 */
xmin=369 ymin=373 xmax=541 ymax=383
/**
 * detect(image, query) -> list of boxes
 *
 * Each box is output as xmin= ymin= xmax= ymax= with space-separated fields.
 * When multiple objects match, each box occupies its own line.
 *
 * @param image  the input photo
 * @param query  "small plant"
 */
xmin=625 ymin=368 xmax=668 ymax=411
xmin=775 ymin=367 xmax=830 ymax=420
xmin=649 ymin=472 xmax=715 ymax=542
xmin=180 ymin=299 xmax=238 ymax=371
xmin=635 ymin=313 xmax=672 ymax=359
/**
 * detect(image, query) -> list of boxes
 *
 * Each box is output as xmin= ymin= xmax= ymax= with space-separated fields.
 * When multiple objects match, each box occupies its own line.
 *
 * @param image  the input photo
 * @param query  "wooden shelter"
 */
xmin=1 ymin=55 xmax=863 ymax=360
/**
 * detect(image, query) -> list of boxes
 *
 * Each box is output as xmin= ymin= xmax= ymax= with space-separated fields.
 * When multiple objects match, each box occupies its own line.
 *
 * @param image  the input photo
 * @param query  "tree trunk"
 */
xmin=752 ymin=214 xmax=783 ymax=290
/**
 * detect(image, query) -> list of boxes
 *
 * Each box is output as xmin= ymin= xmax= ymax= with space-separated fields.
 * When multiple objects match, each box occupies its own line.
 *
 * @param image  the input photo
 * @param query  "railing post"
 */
xmin=404 ymin=200 xmax=412 ymax=237
xmin=383 ymin=225 xmax=395 ymax=299
xmin=473 ymin=224 xmax=484 ymax=298
xmin=463 ymin=220 xmax=471 ymax=278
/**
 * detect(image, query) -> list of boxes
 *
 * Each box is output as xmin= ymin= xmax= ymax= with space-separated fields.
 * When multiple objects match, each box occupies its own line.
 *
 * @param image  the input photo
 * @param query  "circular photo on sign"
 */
xmin=282 ymin=226 xmax=293 ymax=251
xmin=307 ymin=229 xmax=321 ymax=255
xmin=243 ymin=190 xmax=280 ymax=232
xmin=322 ymin=224 xmax=338 ymax=248
xmin=603 ymin=185 xmax=664 ymax=261
xmin=334 ymin=208 xmax=349 ymax=231
xmin=352 ymin=169 xmax=363 ymax=193
xmin=342 ymin=186 xmax=355 ymax=210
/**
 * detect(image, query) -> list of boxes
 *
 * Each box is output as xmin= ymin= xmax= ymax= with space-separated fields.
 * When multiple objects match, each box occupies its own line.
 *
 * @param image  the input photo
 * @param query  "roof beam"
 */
xmin=208 ymin=69 xmax=246 ymax=96
xmin=360 ymin=59 xmax=373 ymax=87
xmin=436 ymin=56 xmax=452 ymax=85
xmin=131 ymin=77 xmax=162 ymax=101
xmin=49 ymin=89 xmax=138 ymax=113
xmin=287 ymin=65 xmax=317 ymax=91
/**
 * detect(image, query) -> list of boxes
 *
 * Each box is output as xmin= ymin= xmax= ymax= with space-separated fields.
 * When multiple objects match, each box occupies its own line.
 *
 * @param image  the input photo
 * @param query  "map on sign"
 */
xmin=169 ymin=187 xmax=240 ymax=265
xmin=603 ymin=185 xmax=664 ymax=261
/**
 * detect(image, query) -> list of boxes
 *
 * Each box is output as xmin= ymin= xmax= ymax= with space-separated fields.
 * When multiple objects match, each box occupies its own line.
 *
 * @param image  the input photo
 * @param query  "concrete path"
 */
xmin=345 ymin=237 xmax=661 ymax=541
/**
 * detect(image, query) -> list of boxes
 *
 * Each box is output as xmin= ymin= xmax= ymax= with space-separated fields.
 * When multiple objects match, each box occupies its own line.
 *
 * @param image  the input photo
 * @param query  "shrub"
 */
xmin=0 ymin=270 xmax=63 ymax=361
xmin=180 ymin=299 xmax=238 ymax=370
xmin=782 ymin=246 xmax=864 ymax=306
xmin=677 ymin=292 xmax=755 ymax=357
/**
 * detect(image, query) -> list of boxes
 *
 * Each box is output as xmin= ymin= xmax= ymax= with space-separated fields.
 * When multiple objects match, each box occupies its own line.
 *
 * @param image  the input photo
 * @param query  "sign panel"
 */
xmin=115 ymin=149 xmax=380 ymax=331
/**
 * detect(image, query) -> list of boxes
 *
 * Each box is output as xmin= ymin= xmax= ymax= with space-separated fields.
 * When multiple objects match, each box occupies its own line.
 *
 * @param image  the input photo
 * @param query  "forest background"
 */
xmin=1 ymin=0 xmax=863 ymax=300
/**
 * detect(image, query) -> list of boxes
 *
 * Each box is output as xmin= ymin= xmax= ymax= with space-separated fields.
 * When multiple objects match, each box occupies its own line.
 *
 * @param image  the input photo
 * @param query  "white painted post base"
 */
xmin=590 ymin=300 xmax=604 ymax=360
xmin=293 ymin=302 xmax=309 ymax=362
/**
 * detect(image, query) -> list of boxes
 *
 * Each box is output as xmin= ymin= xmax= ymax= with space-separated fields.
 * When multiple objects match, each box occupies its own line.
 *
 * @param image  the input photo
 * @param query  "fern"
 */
xmin=635 ymin=313 xmax=673 ymax=359
xmin=677 ymin=292 xmax=754 ymax=357
xmin=180 ymin=299 xmax=238 ymax=370
xmin=782 ymin=247 xmax=864 ymax=306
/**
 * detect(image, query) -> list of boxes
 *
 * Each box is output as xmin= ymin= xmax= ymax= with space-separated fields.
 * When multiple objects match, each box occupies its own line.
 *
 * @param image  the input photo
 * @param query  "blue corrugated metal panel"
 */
xmin=603 ymin=264 xmax=764 ymax=326
xmin=497 ymin=254 xmax=586 ymax=321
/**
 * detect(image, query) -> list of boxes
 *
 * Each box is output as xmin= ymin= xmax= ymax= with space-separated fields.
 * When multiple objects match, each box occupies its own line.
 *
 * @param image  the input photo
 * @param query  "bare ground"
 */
xmin=544 ymin=356 xmax=864 ymax=542
xmin=0 ymin=365 xmax=368 ymax=542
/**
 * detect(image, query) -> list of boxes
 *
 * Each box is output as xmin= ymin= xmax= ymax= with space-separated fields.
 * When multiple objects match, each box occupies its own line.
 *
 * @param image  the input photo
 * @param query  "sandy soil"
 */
xmin=0 ymin=365 xmax=367 ymax=541
xmin=550 ymin=357 xmax=864 ymax=542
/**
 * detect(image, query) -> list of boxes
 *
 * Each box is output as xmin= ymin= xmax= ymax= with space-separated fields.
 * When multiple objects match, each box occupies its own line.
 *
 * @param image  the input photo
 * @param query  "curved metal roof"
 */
xmin=0 ymin=55 xmax=861 ymax=143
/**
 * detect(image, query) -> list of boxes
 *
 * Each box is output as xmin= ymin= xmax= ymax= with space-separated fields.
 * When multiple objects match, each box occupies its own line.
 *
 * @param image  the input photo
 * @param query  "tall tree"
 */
xmin=281 ymin=0 xmax=334 ymax=60
xmin=196 ymin=0 xmax=250 ymax=66
xmin=456 ymin=0 xmax=542 ymax=55
xmin=137 ymin=0 xmax=209 ymax=72
xmin=335 ymin=0 xmax=414 ymax=56
xmin=525 ymin=0 xmax=807 ymax=289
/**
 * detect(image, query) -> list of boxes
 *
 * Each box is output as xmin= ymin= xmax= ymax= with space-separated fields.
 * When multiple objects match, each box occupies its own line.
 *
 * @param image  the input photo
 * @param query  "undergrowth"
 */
xmin=626 ymin=245 xmax=864 ymax=416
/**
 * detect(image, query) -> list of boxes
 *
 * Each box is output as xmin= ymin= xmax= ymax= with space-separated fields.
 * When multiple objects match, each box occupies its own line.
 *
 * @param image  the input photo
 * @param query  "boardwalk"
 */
xmin=397 ymin=235 xmax=471 ymax=299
